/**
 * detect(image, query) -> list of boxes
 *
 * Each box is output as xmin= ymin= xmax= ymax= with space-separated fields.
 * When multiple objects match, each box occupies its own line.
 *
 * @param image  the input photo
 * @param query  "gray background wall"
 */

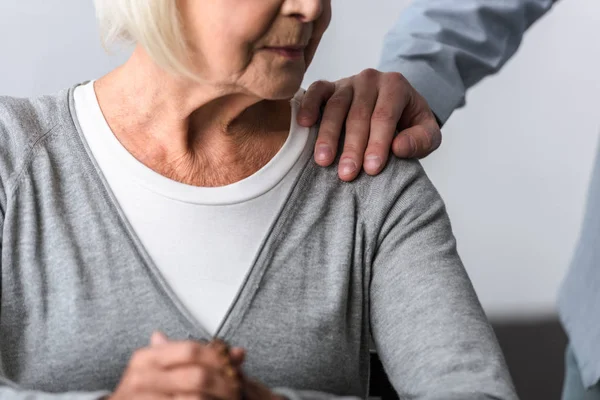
xmin=2 ymin=0 xmax=600 ymax=321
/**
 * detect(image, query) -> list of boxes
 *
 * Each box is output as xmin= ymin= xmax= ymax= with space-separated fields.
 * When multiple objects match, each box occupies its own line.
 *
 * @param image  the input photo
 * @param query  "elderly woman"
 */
xmin=0 ymin=1 xmax=516 ymax=399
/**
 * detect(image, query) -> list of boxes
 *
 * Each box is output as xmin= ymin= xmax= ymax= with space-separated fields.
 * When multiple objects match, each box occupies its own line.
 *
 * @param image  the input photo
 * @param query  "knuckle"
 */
xmin=182 ymin=343 xmax=202 ymax=361
xmin=191 ymin=367 xmax=209 ymax=388
xmin=327 ymin=96 xmax=346 ymax=108
xmin=367 ymin=140 xmax=389 ymax=153
xmin=348 ymin=104 xmax=372 ymax=122
xmin=315 ymin=124 xmax=337 ymax=139
xmin=337 ymin=84 xmax=354 ymax=96
xmin=341 ymin=143 xmax=362 ymax=157
xmin=130 ymin=349 xmax=149 ymax=368
xmin=308 ymin=79 xmax=330 ymax=93
xmin=384 ymin=71 xmax=406 ymax=85
xmin=326 ymin=93 xmax=350 ymax=109
xmin=371 ymin=106 xmax=396 ymax=123
xmin=358 ymin=68 xmax=379 ymax=81
xmin=315 ymin=138 xmax=332 ymax=148
xmin=383 ymin=73 xmax=411 ymax=101
xmin=318 ymin=116 xmax=343 ymax=134
xmin=128 ymin=371 xmax=146 ymax=391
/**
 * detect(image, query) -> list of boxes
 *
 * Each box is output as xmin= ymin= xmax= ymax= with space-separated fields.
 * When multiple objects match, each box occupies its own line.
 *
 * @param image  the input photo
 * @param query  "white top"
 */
xmin=74 ymin=81 xmax=312 ymax=335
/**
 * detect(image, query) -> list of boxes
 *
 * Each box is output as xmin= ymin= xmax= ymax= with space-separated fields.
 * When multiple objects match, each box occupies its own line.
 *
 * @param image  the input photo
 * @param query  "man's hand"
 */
xmin=298 ymin=69 xmax=441 ymax=182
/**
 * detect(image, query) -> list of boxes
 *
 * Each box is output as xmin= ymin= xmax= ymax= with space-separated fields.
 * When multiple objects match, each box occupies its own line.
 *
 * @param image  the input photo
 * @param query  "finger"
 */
xmin=207 ymin=339 xmax=229 ymax=359
xmin=363 ymin=72 xmax=407 ymax=175
xmin=338 ymin=69 xmax=379 ymax=181
xmin=393 ymin=92 xmax=441 ymax=159
xmin=162 ymin=366 xmax=241 ymax=399
xmin=134 ymin=342 xmax=225 ymax=370
xmin=392 ymin=121 xmax=441 ymax=159
xmin=297 ymin=80 xmax=335 ymax=127
xmin=141 ymin=395 xmax=171 ymax=400
xmin=173 ymin=396 xmax=214 ymax=400
xmin=127 ymin=365 xmax=236 ymax=398
xmin=207 ymin=340 xmax=237 ymax=378
xmin=173 ymin=396 xmax=206 ymax=400
xmin=314 ymin=84 xmax=354 ymax=167
xmin=228 ymin=347 xmax=245 ymax=368
xmin=151 ymin=331 xmax=170 ymax=347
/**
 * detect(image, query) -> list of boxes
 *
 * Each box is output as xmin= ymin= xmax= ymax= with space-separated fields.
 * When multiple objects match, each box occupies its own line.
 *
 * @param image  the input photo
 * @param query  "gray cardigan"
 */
xmin=0 ymin=88 xmax=517 ymax=399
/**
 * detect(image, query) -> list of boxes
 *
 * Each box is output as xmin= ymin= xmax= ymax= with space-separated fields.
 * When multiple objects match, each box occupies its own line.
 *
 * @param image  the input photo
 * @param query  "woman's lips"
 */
xmin=262 ymin=46 xmax=305 ymax=59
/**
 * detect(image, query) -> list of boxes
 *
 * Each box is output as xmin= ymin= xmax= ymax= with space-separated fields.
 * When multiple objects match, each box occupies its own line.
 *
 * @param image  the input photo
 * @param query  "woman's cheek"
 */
xmin=304 ymin=7 xmax=331 ymax=67
xmin=304 ymin=32 xmax=326 ymax=69
xmin=230 ymin=4 xmax=279 ymax=45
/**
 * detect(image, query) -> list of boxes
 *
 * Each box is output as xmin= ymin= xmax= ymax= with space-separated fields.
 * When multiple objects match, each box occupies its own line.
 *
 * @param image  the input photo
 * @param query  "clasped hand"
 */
xmin=109 ymin=332 xmax=283 ymax=400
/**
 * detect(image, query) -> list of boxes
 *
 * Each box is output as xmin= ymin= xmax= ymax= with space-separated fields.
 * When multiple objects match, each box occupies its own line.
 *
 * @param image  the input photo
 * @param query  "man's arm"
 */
xmin=380 ymin=0 xmax=558 ymax=124
xmin=300 ymin=0 xmax=557 ymax=178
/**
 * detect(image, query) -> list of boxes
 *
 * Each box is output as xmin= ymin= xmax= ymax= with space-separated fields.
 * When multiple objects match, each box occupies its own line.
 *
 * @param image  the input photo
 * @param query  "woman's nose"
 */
xmin=281 ymin=0 xmax=324 ymax=22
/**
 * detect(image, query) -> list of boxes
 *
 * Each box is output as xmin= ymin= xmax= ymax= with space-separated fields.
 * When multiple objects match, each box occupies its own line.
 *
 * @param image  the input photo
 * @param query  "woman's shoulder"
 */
xmin=0 ymin=88 xmax=73 ymax=193
xmin=300 ymin=129 xmax=441 ymax=204
xmin=0 ymin=88 xmax=72 ymax=148
xmin=302 ymin=137 xmax=445 ymax=222
xmin=361 ymin=155 xmax=430 ymax=192
xmin=352 ymin=155 xmax=443 ymax=215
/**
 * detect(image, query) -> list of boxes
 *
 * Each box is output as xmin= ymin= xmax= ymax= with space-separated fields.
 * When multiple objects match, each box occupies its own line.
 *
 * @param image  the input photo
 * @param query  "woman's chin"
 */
xmin=258 ymin=80 xmax=304 ymax=100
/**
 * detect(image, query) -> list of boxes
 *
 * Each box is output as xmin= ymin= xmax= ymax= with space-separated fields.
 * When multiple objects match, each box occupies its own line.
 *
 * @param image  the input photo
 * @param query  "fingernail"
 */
xmin=364 ymin=155 xmax=381 ymax=171
xmin=340 ymin=159 xmax=357 ymax=176
xmin=316 ymin=145 xmax=333 ymax=162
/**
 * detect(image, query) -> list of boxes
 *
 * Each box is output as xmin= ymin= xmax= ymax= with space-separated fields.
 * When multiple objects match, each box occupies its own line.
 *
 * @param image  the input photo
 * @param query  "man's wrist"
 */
xmin=378 ymin=60 xmax=462 ymax=125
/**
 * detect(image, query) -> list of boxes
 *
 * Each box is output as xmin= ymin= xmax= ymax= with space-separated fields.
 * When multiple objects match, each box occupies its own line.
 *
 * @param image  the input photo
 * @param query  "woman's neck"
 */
xmin=94 ymin=47 xmax=292 ymax=187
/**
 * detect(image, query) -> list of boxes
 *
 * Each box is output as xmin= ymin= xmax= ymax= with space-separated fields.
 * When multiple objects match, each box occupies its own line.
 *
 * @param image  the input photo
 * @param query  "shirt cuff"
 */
xmin=378 ymin=60 xmax=464 ymax=126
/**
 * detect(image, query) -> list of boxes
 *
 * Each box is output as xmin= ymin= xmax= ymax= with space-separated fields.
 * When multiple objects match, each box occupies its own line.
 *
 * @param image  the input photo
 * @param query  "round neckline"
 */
xmin=75 ymin=81 xmax=310 ymax=206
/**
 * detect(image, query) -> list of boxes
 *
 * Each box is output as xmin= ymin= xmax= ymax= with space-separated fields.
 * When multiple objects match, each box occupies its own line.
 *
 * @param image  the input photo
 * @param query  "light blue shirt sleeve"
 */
xmin=379 ymin=0 xmax=558 ymax=123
